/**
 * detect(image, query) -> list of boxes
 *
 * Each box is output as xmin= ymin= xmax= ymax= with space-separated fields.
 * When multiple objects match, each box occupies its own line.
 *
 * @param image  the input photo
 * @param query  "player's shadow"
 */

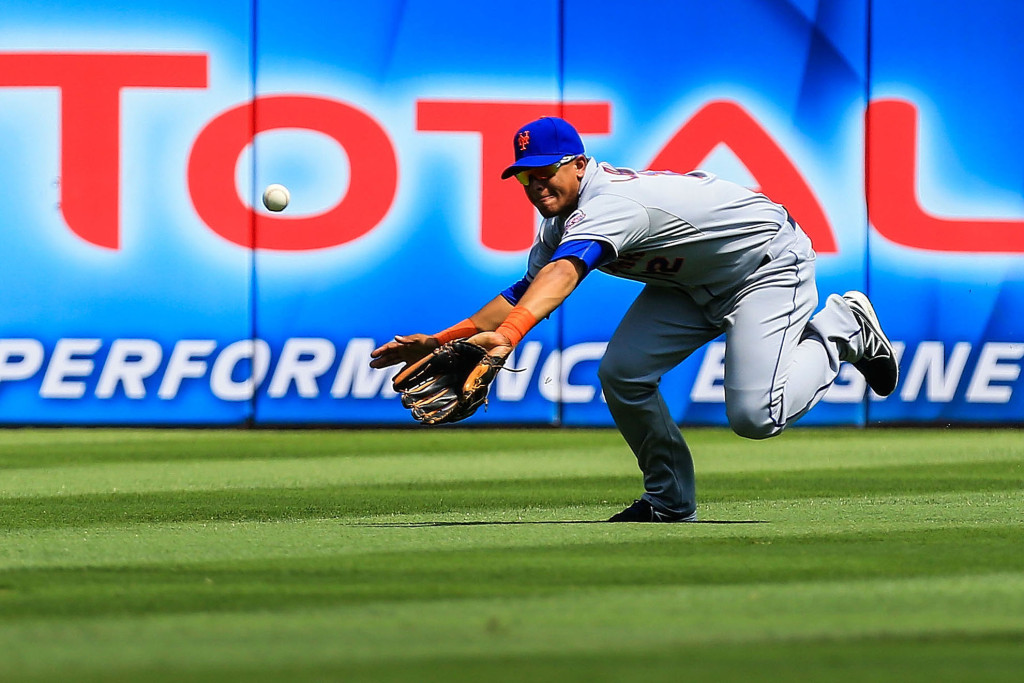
xmin=361 ymin=520 xmax=767 ymax=527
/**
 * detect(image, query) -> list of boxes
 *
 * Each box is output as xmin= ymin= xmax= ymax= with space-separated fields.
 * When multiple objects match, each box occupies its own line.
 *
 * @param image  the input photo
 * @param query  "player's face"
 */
xmin=521 ymin=156 xmax=587 ymax=218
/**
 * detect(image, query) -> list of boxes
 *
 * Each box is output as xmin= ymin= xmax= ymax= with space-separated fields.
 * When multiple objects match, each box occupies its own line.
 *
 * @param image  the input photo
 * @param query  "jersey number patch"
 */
xmin=643 ymin=257 xmax=684 ymax=274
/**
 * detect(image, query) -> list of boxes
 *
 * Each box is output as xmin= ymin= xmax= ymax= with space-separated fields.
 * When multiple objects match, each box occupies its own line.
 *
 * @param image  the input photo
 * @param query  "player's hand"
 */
xmin=369 ymin=334 xmax=439 ymax=369
xmin=466 ymin=331 xmax=514 ymax=360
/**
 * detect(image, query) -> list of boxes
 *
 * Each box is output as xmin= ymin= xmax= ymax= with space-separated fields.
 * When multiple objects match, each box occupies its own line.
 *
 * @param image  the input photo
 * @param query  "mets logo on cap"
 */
xmin=501 ymin=117 xmax=586 ymax=179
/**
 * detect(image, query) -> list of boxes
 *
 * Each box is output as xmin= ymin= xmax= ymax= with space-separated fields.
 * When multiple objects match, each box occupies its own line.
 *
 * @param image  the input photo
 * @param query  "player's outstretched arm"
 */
xmin=369 ymin=333 xmax=439 ymax=369
xmin=468 ymin=258 xmax=585 ymax=359
xmin=516 ymin=258 xmax=585 ymax=320
xmin=369 ymin=295 xmax=516 ymax=369
xmin=385 ymin=261 xmax=583 ymax=424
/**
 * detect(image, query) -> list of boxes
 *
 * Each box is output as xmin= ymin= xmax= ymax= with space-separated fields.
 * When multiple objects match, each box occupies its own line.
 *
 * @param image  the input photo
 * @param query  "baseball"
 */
xmin=262 ymin=184 xmax=290 ymax=212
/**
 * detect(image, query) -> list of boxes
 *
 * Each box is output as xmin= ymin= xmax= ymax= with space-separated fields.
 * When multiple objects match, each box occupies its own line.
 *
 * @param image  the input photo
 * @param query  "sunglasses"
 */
xmin=514 ymin=155 xmax=579 ymax=185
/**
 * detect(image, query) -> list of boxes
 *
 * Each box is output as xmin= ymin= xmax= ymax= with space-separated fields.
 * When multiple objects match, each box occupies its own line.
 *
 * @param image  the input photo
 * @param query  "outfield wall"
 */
xmin=0 ymin=1 xmax=1022 ymax=426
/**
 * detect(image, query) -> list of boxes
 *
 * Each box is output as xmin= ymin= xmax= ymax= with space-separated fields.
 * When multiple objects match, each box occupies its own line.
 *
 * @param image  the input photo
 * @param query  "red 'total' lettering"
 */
xmin=868 ymin=99 xmax=1024 ymax=253
xmin=188 ymin=95 xmax=397 ymax=250
xmin=649 ymin=100 xmax=837 ymax=253
xmin=0 ymin=52 xmax=208 ymax=249
xmin=416 ymin=101 xmax=611 ymax=252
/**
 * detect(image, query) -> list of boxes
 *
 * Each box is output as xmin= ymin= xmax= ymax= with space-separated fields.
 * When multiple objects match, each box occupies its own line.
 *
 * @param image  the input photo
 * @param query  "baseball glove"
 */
xmin=392 ymin=340 xmax=506 ymax=425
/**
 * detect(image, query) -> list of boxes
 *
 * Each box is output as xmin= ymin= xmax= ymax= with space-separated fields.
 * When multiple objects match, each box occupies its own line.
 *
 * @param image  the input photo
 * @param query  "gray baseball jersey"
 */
xmin=516 ymin=157 xmax=862 ymax=519
xmin=524 ymin=158 xmax=790 ymax=299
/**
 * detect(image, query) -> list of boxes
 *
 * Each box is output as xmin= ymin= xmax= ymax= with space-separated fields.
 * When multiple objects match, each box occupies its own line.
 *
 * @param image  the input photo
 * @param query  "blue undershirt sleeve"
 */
xmin=551 ymin=239 xmax=613 ymax=272
xmin=500 ymin=277 xmax=531 ymax=305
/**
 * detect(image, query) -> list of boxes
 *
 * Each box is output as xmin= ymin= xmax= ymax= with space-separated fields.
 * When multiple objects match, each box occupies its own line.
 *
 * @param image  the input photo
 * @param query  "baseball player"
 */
xmin=370 ymin=116 xmax=898 ymax=523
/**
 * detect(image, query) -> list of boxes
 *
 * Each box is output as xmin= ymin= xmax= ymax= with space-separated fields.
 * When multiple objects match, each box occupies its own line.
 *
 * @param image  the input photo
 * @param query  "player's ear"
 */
xmin=574 ymin=155 xmax=587 ymax=178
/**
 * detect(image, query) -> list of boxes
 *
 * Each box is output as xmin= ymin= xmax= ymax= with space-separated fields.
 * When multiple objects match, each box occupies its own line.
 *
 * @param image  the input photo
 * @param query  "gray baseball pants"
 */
xmin=597 ymin=223 xmax=861 ymax=518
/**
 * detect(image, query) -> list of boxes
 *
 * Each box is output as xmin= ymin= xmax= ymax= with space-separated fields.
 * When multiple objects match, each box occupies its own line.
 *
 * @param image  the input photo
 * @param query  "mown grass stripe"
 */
xmin=1 ymin=459 xmax=1020 ymax=529
xmin=1 ymin=525 xmax=1022 ymax=619
xmin=2 ymin=427 xmax=1021 ymax=470
xmin=1 ymin=574 xmax=1023 ymax=682
xmin=1 ymin=490 xmax=1019 ymax=572
xmin=2 ymin=433 xmax=1021 ymax=498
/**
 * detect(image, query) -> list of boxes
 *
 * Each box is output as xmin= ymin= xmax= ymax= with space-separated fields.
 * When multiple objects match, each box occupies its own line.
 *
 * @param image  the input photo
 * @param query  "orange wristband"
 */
xmin=495 ymin=306 xmax=538 ymax=347
xmin=433 ymin=318 xmax=479 ymax=345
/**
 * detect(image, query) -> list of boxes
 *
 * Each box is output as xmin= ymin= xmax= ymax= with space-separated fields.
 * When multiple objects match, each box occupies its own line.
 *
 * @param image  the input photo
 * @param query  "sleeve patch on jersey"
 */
xmin=564 ymin=210 xmax=585 ymax=230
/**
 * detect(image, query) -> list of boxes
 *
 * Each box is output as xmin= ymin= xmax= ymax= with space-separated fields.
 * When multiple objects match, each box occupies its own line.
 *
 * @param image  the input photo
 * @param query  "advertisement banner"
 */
xmin=0 ymin=0 xmax=254 ymax=424
xmin=0 ymin=1 xmax=1020 ymax=425
xmin=867 ymin=0 xmax=1024 ymax=423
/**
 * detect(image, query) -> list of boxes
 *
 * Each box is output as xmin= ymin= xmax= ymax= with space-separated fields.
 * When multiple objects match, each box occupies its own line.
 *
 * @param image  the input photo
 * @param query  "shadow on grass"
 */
xmin=359 ymin=519 xmax=768 ymax=527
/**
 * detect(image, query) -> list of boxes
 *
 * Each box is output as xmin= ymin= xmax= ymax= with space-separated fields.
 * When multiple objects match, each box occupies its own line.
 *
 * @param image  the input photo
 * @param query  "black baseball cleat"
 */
xmin=843 ymin=291 xmax=899 ymax=397
xmin=608 ymin=499 xmax=697 ymax=523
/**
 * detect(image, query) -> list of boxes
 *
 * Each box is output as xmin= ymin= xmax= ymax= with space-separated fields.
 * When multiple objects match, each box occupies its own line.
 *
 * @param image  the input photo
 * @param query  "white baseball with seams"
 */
xmin=262 ymin=184 xmax=290 ymax=211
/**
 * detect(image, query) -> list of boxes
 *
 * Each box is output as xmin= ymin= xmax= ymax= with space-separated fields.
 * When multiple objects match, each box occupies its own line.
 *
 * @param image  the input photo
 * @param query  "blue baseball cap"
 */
xmin=500 ymin=116 xmax=585 ymax=179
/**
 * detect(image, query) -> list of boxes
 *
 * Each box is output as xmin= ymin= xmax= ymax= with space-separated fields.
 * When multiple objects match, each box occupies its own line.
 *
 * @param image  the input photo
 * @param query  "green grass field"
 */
xmin=1 ymin=427 xmax=1022 ymax=682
